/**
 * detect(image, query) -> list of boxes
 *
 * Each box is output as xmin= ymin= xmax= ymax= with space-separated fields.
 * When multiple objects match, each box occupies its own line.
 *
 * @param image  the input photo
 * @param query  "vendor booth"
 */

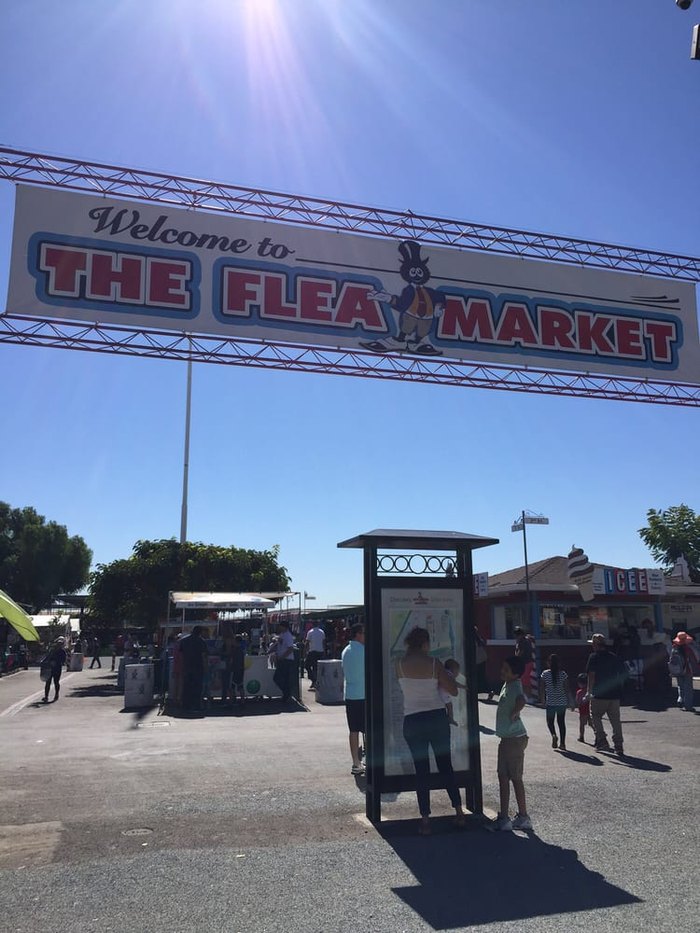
xmin=163 ymin=592 xmax=292 ymax=703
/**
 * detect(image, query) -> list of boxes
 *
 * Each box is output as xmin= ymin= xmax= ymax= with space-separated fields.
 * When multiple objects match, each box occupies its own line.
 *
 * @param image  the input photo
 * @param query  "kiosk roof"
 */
xmin=337 ymin=528 xmax=499 ymax=551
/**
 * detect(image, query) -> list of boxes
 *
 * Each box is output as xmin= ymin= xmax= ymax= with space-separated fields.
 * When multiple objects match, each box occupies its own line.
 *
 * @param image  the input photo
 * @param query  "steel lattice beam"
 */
xmin=1 ymin=313 xmax=698 ymax=406
xmin=1 ymin=146 xmax=698 ymax=405
xmin=2 ymin=146 xmax=700 ymax=280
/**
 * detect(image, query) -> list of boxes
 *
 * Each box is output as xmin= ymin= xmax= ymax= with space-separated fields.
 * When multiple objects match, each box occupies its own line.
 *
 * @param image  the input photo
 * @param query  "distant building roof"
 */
xmin=489 ymin=556 xmax=583 ymax=588
xmin=488 ymin=555 xmax=699 ymax=594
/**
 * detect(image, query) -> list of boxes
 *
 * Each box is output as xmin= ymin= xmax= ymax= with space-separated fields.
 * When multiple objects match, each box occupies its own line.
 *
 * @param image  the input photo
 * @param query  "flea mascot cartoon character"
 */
xmin=362 ymin=240 xmax=445 ymax=355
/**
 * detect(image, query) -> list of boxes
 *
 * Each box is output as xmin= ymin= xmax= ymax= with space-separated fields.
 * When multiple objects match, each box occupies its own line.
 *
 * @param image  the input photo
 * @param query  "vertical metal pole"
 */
xmin=457 ymin=545 xmax=479 ymax=814
xmin=521 ymin=510 xmax=531 ymax=630
xmin=179 ymin=357 xmax=193 ymax=545
xmin=364 ymin=545 xmax=381 ymax=825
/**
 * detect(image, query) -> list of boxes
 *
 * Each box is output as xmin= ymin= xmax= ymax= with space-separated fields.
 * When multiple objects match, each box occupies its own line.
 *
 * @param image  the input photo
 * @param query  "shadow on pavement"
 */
xmin=68 ymin=683 xmax=122 ymax=699
xmin=165 ymin=698 xmax=308 ymax=719
xmin=557 ymin=748 xmax=604 ymax=766
xmin=628 ymin=695 xmax=675 ymax=712
xmin=380 ymin=822 xmax=641 ymax=929
xmin=478 ymin=725 xmax=496 ymax=735
xmin=605 ymin=753 xmax=671 ymax=772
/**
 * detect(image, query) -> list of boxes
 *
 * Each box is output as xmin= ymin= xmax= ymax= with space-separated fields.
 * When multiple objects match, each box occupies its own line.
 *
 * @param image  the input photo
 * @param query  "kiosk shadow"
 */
xmin=380 ymin=823 xmax=640 ymax=929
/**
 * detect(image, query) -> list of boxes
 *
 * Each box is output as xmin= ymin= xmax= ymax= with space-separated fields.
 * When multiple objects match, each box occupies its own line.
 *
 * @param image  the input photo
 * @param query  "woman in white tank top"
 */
xmin=396 ymin=626 xmax=466 ymax=835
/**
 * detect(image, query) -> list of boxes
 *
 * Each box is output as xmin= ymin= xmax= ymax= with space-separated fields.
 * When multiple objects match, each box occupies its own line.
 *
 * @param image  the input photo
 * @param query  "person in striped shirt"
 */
xmin=539 ymin=654 xmax=574 ymax=751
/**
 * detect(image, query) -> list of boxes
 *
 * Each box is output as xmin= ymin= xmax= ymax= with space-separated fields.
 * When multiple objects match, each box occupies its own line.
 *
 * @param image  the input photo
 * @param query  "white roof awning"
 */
xmin=170 ymin=592 xmax=275 ymax=610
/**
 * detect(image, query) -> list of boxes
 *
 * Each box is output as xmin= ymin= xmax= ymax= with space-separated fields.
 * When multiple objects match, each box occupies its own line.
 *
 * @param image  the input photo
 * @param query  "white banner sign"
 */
xmin=8 ymin=185 xmax=700 ymax=383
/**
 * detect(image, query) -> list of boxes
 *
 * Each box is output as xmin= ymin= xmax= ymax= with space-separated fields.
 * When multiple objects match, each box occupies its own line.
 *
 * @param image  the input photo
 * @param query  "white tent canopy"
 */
xmin=170 ymin=592 xmax=276 ymax=610
xmin=30 ymin=614 xmax=80 ymax=634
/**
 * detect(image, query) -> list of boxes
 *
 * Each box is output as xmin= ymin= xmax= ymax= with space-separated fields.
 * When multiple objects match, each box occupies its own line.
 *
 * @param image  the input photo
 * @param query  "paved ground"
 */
xmin=0 ymin=661 xmax=698 ymax=932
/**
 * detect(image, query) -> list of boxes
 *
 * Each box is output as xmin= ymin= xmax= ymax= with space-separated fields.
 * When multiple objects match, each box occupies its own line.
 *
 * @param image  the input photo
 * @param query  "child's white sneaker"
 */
xmin=512 ymin=813 xmax=532 ymax=831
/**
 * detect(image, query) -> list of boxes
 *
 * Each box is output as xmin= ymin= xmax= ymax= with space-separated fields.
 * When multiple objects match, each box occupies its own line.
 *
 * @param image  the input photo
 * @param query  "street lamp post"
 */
xmin=511 ymin=511 xmax=550 ymax=633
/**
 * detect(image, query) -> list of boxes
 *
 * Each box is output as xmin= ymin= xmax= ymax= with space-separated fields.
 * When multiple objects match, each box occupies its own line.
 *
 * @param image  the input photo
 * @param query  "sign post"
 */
xmin=338 ymin=528 xmax=499 ymax=825
xmin=511 ymin=511 xmax=550 ymax=633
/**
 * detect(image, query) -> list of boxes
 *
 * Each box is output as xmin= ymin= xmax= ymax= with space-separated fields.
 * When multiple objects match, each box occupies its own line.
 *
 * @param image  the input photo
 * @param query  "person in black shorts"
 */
xmin=341 ymin=623 xmax=365 ymax=775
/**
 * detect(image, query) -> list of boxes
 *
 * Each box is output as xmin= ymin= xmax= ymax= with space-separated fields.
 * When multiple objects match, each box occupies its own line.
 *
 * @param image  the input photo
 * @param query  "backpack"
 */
xmin=668 ymin=649 xmax=684 ymax=678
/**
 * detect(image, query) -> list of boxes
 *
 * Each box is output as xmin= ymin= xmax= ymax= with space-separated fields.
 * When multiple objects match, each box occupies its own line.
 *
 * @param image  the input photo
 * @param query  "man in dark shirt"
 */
xmin=89 ymin=636 xmax=102 ymax=669
xmin=586 ymin=634 xmax=626 ymax=754
xmin=179 ymin=626 xmax=208 ymax=711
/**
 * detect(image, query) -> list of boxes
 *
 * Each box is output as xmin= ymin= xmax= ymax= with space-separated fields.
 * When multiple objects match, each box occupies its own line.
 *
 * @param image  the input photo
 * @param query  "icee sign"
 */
xmin=8 ymin=185 xmax=700 ymax=383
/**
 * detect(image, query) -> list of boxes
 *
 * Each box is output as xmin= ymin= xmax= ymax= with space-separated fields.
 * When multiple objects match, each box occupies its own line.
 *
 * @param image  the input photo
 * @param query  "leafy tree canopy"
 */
xmin=88 ymin=538 xmax=290 ymax=630
xmin=0 ymin=502 xmax=92 ymax=611
xmin=638 ymin=504 xmax=700 ymax=583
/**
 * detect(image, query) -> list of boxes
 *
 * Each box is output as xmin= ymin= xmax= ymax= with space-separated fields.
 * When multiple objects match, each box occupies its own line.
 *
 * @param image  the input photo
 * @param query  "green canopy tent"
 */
xmin=0 ymin=589 xmax=40 ymax=642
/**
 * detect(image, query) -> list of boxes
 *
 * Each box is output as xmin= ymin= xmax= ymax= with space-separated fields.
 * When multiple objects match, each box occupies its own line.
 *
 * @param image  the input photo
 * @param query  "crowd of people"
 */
xmin=336 ymin=621 xmax=698 ymax=837
xmin=31 ymin=614 xmax=698 ymax=836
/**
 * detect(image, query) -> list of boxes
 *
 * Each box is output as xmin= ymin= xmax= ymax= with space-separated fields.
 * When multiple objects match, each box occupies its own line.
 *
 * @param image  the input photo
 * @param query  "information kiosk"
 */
xmin=338 ymin=529 xmax=499 ymax=825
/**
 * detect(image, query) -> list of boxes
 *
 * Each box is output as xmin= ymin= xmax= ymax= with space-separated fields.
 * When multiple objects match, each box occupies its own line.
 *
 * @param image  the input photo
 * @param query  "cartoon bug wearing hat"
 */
xmin=361 ymin=240 xmax=445 ymax=355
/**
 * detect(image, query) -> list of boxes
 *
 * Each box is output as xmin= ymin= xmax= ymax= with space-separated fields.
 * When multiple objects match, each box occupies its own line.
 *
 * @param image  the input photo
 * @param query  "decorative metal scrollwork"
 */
xmin=376 ymin=553 xmax=457 ymax=576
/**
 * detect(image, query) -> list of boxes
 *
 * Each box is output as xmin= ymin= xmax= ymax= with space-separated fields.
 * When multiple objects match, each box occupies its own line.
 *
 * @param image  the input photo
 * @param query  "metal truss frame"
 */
xmin=2 ymin=313 xmax=698 ymax=406
xmin=2 ymin=146 xmax=700 ymax=280
xmin=0 ymin=146 xmax=698 ymax=406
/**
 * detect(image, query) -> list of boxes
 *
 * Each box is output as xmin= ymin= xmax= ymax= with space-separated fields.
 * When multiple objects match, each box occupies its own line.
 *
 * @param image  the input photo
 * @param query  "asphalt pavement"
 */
xmin=0 ymin=661 xmax=698 ymax=933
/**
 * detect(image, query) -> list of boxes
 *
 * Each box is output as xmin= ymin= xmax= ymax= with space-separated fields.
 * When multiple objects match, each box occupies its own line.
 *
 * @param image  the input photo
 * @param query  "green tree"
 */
xmin=0 ymin=502 xmax=92 ymax=610
xmin=638 ymin=504 xmax=700 ymax=583
xmin=88 ymin=538 xmax=290 ymax=630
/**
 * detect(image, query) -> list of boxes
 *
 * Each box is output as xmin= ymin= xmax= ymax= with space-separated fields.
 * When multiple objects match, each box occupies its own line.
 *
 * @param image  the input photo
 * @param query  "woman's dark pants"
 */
xmin=546 ymin=706 xmax=567 ymax=743
xmin=44 ymin=671 xmax=61 ymax=700
xmin=402 ymin=709 xmax=462 ymax=816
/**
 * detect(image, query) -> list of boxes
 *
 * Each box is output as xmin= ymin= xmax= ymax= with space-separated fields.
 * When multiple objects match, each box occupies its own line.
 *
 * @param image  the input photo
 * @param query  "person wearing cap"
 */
xmin=585 ymin=634 xmax=628 ymax=754
xmin=43 ymin=637 xmax=68 ymax=703
xmin=671 ymin=632 xmax=699 ymax=712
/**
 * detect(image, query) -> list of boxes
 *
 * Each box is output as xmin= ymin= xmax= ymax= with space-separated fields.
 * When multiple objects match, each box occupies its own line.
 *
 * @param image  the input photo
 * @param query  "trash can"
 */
xmin=124 ymin=662 xmax=154 ymax=709
xmin=315 ymin=660 xmax=344 ymax=704
xmin=69 ymin=653 xmax=84 ymax=672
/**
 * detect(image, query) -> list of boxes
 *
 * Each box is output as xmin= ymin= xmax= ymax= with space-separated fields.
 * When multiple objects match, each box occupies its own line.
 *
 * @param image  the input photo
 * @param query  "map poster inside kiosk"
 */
xmin=381 ymin=588 xmax=469 ymax=777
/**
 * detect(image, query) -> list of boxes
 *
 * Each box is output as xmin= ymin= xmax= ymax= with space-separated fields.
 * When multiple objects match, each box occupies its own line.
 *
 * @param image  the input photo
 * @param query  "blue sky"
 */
xmin=1 ymin=0 xmax=698 ymax=610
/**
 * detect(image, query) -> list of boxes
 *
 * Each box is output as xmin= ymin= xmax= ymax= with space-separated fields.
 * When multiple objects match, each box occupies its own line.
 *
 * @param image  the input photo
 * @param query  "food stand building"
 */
xmin=474 ymin=554 xmax=700 ymax=690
